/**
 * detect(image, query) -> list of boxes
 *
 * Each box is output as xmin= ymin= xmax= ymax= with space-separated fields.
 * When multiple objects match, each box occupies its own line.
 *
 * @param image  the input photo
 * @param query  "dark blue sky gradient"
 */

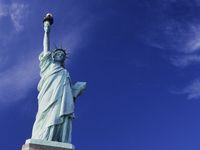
xmin=1 ymin=0 xmax=200 ymax=150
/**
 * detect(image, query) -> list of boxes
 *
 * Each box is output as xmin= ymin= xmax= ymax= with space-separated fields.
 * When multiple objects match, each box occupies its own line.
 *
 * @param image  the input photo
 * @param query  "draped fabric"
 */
xmin=31 ymin=52 xmax=74 ymax=142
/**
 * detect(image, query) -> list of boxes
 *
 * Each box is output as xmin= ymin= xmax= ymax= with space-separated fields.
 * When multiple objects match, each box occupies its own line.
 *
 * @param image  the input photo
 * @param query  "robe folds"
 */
xmin=31 ymin=51 xmax=74 ymax=142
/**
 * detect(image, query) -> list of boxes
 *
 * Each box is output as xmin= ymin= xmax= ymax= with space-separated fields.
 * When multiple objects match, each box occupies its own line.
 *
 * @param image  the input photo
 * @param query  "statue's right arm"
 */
xmin=43 ymin=21 xmax=51 ymax=55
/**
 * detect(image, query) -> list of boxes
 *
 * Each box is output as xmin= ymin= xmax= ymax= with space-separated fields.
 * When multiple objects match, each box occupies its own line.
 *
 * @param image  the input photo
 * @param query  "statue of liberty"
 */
xmin=31 ymin=13 xmax=86 ymax=144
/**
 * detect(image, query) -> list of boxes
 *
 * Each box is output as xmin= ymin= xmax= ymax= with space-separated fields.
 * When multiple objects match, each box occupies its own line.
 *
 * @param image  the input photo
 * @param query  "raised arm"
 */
xmin=43 ymin=13 xmax=54 ymax=55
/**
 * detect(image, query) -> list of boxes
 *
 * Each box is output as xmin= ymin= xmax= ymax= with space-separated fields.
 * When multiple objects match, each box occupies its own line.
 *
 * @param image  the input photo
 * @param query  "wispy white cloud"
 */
xmin=0 ymin=2 xmax=28 ymax=32
xmin=54 ymin=15 xmax=95 ymax=66
xmin=167 ymin=24 xmax=200 ymax=99
xmin=183 ymin=25 xmax=200 ymax=53
xmin=164 ymin=23 xmax=200 ymax=99
xmin=135 ymin=0 xmax=200 ymax=100
xmin=170 ymin=55 xmax=200 ymax=67
xmin=146 ymin=22 xmax=200 ymax=67
xmin=0 ymin=53 xmax=39 ymax=105
xmin=0 ymin=1 xmax=33 ymax=107
xmin=167 ymin=24 xmax=200 ymax=67
xmin=0 ymin=3 xmax=8 ymax=17
xmin=181 ymin=79 xmax=200 ymax=99
xmin=63 ymin=20 xmax=92 ymax=53
xmin=9 ymin=3 xmax=28 ymax=32
xmin=141 ymin=1 xmax=200 ymax=99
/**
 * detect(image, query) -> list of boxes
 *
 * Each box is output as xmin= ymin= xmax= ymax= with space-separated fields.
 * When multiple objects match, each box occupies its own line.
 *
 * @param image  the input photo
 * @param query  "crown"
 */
xmin=52 ymin=48 xmax=69 ymax=58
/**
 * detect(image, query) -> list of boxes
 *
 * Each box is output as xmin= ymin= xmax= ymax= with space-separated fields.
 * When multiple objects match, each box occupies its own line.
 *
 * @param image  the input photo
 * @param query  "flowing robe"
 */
xmin=31 ymin=51 xmax=74 ymax=143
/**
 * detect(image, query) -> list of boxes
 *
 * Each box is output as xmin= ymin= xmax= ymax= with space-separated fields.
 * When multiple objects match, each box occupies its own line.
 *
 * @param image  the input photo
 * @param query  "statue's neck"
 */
xmin=53 ymin=61 xmax=62 ymax=66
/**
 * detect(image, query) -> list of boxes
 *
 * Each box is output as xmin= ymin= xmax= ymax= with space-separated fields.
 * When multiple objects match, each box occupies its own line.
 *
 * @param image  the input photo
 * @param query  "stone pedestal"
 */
xmin=22 ymin=139 xmax=74 ymax=150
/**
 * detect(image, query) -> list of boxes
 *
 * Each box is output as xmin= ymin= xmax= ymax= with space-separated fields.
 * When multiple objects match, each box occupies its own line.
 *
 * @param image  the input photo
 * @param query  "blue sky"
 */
xmin=1 ymin=0 xmax=200 ymax=150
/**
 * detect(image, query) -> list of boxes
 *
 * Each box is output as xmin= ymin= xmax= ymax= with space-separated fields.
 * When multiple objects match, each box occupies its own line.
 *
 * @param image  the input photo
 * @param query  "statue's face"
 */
xmin=53 ymin=51 xmax=66 ymax=62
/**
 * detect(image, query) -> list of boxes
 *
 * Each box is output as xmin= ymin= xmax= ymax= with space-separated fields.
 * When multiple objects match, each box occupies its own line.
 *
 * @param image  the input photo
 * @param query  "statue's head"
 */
xmin=52 ymin=48 xmax=68 ymax=67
